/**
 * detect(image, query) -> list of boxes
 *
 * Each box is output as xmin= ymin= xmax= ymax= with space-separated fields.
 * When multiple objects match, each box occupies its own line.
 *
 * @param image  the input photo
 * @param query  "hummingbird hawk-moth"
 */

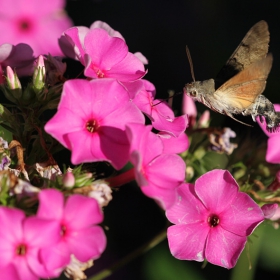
xmin=184 ymin=20 xmax=280 ymax=132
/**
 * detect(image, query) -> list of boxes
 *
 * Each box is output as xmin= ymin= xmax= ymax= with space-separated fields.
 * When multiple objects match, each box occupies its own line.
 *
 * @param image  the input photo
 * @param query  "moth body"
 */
xmin=183 ymin=21 xmax=280 ymax=132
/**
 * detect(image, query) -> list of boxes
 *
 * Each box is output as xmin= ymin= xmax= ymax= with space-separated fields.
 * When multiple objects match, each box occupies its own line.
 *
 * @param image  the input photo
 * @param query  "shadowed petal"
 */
xmin=166 ymin=183 xmax=207 ymax=224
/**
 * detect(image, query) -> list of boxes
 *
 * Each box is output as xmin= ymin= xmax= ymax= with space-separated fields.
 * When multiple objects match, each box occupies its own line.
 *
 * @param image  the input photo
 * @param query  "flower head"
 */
xmin=166 ymin=170 xmax=264 ymax=268
xmin=45 ymin=79 xmax=144 ymax=169
xmin=0 ymin=207 xmax=61 ymax=279
xmin=37 ymin=189 xmax=106 ymax=275
xmin=0 ymin=0 xmax=73 ymax=56
xmin=127 ymin=79 xmax=188 ymax=136
xmin=60 ymin=26 xmax=146 ymax=81
xmin=126 ymin=123 xmax=186 ymax=209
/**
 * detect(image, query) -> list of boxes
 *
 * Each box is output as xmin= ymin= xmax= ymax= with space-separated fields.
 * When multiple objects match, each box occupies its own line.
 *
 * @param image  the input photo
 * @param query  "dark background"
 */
xmin=63 ymin=1 xmax=280 ymax=279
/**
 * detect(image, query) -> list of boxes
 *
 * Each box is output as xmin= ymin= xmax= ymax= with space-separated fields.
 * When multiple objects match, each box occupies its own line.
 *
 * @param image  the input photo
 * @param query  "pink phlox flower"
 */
xmin=37 ymin=189 xmax=107 ymax=276
xmin=261 ymin=203 xmax=279 ymax=220
xmin=45 ymin=79 xmax=144 ymax=169
xmin=257 ymin=104 xmax=280 ymax=163
xmin=0 ymin=43 xmax=35 ymax=79
xmin=126 ymin=79 xmax=188 ymax=137
xmin=126 ymin=123 xmax=186 ymax=209
xmin=166 ymin=169 xmax=264 ymax=269
xmin=59 ymin=21 xmax=148 ymax=65
xmin=0 ymin=206 xmax=61 ymax=280
xmin=157 ymin=132 xmax=189 ymax=154
xmin=59 ymin=26 xmax=146 ymax=82
xmin=0 ymin=0 xmax=73 ymax=56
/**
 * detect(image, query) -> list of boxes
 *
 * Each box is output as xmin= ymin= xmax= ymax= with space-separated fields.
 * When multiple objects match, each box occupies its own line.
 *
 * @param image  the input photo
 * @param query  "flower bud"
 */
xmin=6 ymin=66 xmax=21 ymax=90
xmin=198 ymin=110 xmax=210 ymax=128
xmin=32 ymin=55 xmax=46 ymax=91
xmin=62 ymin=171 xmax=75 ymax=188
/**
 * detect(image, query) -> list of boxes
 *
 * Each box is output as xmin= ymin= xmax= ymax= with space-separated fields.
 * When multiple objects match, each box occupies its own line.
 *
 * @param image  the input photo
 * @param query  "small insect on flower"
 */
xmin=184 ymin=20 xmax=280 ymax=132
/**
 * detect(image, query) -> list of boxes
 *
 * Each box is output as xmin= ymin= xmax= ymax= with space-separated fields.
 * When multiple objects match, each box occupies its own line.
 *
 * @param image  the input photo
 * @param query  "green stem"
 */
xmin=88 ymin=229 xmax=167 ymax=280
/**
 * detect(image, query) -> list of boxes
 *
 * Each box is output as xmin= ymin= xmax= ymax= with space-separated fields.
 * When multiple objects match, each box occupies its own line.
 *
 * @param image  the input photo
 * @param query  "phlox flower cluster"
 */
xmin=0 ymin=2 xmax=277 ymax=277
xmin=46 ymin=21 xmax=189 ymax=210
xmin=0 ymin=189 xmax=106 ymax=280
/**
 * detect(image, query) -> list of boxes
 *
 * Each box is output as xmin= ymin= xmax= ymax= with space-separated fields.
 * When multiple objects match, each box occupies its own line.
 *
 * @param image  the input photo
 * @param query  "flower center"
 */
xmin=86 ymin=119 xmax=99 ymax=133
xmin=61 ymin=224 xmax=67 ymax=236
xmin=92 ymin=65 xmax=105 ymax=78
xmin=96 ymin=69 xmax=105 ymax=78
xmin=208 ymin=214 xmax=220 ymax=227
xmin=16 ymin=244 xmax=27 ymax=256
xmin=17 ymin=18 xmax=33 ymax=33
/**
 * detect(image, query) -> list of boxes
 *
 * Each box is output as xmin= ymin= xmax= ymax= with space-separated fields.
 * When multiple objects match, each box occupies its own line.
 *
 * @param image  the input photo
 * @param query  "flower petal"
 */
xmin=84 ymin=28 xmax=127 ymax=69
xmin=219 ymin=192 xmax=264 ymax=236
xmin=67 ymin=226 xmax=106 ymax=262
xmin=37 ymin=189 xmax=64 ymax=220
xmin=167 ymin=224 xmax=208 ymax=261
xmin=205 ymin=226 xmax=247 ymax=269
xmin=195 ymin=170 xmax=239 ymax=212
xmin=266 ymin=136 xmax=280 ymax=163
xmin=158 ymin=132 xmax=189 ymax=154
xmin=166 ymin=183 xmax=207 ymax=224
xmin=64 ymin=195 xmax=103 ymax=228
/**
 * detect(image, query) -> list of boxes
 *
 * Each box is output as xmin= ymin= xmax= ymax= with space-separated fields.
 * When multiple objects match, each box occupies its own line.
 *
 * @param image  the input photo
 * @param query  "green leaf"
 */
xmin=0 ymin=125 xmax=13 ymax=142
xmin=201 ymin=151 xmax=229 ymax=170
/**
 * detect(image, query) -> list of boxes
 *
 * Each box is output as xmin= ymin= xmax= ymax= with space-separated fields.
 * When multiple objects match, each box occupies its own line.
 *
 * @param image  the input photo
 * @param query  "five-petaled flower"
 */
xmin=0 ymin=0 xmax=73 ymax=56
xmin=126 ymin=123 xmax=186 ymax=209
xmin=37 ymin=189 xmax=107 ymax=276
xmin=59 ymin=26 xmax=146 ymax=82
xmin=166 ymin=169 xmax=264 ymax=268
xmin=0 ymin=206 xmax=61 ymax=280
xmin=45 ymin=78 xmax=144 ymax=169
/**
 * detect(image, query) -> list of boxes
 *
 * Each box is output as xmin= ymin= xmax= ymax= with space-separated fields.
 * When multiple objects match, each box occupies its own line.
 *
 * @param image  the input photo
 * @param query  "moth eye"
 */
xmin=189 ymin=91 xmax=197 ymax=97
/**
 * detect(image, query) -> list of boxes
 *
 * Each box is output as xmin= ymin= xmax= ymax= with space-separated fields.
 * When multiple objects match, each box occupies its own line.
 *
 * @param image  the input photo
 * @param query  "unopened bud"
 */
xmin=198 ymin=110 xmax=210 ymax=128
xmin=62 ymin=171 xmax=75 ymax=188
xmin=33 ymin=55 xmax=46 ymax=91
xmin=6 ymin=66 xmax=21 ymax=90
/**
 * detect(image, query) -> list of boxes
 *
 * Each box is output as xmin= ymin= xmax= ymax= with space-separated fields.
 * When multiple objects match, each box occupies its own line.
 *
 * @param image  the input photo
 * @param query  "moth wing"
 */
xmin=214 ymin=54 xmax=273 ymax=110
xmin=215 ymin=20 xmax=269 ymax=87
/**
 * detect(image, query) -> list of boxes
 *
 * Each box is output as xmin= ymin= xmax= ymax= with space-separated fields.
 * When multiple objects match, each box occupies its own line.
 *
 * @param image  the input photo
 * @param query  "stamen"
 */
xmin=16 ymin=244 xmax=27 ymax=255
xmin=86 ymin=120 xmax=99 ymax=133
xmin=208 ymin=214 xmax=220 ymax=227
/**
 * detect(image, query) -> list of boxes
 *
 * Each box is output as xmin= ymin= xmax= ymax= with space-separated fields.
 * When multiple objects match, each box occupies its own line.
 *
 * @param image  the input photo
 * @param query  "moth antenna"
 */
xmin=186 ymin=45 xmax=195 ymax=82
